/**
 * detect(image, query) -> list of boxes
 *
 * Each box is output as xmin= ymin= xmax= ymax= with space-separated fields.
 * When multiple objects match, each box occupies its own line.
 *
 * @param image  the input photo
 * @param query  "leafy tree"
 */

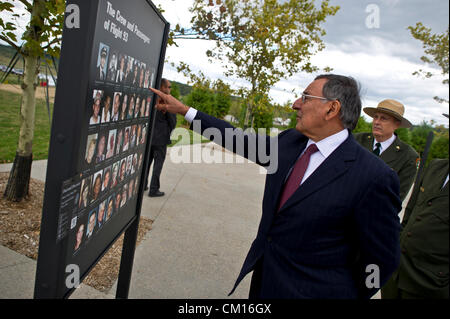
xmin=171 ymin=81 xmax=181 ymax=99
xmin=0 ymin=0 xmax=65 ymax=201
xmin=395 ymin=127 xmax=411 ymax=144
xmin=186 ymin=0 xmax=339 ymax=128
xmin=409 ymin=121 xmax=434 ymax=156
xmin=185 ymin=85 xmax=215 ymax=116
xmin=408 ymin=22 xmax=449 ymax=104
xmin=353 ymin=116 xmax=372 ymax=134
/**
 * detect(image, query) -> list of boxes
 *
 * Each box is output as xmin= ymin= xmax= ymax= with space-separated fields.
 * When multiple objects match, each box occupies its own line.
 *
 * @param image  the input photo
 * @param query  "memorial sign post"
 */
xmin=34 ymin=0 xmax=169 ymax=299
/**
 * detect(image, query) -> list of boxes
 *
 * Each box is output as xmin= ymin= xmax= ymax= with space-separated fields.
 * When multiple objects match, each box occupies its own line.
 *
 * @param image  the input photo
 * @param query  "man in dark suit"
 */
xmin=355 ymin=99 xmax=419 ymax=201
xmin=150 ymin=74 xmax=402 ymax=299
xmin=145 ymin=79 xmax=177 ymax=197
xmin=381 ymin=114 xmax=449 ymax=299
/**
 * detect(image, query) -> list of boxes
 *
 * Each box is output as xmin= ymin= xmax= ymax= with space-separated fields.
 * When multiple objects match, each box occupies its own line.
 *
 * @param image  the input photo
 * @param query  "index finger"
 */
xmin=149 ymin=87 xmax=165 ymax=98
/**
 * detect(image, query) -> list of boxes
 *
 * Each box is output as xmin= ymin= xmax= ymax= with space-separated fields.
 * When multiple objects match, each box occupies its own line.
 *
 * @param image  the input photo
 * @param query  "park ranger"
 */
xmin=381 ymin=113 xmax=449 ymax=299
xmin=355 ymin=99 xmax=419 ymax=201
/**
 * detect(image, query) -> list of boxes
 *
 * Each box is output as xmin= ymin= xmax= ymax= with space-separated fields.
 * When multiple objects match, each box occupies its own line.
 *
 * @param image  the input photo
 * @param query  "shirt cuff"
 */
xmin=184 ymin=107 xmax=198 ymax=123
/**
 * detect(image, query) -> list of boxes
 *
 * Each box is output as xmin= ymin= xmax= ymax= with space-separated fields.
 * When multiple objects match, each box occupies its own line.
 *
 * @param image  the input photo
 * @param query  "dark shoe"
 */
xmin=144 ymin=185 xmax=148 ymax=191
xmin=148 ymin=190 xmax=164 ymax=197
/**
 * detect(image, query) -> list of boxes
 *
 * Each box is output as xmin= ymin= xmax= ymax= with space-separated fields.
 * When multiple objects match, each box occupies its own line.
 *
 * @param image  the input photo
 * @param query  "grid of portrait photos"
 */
xmin=71 ymin=41 xmax=156 ymax=256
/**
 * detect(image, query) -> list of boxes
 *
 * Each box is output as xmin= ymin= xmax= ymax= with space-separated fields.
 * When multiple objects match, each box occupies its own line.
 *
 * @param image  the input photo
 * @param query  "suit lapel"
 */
xmin=269 ymin=134 xmax=308 ymax=213
xmin=278 ymin=134 xmax=357 ymax=213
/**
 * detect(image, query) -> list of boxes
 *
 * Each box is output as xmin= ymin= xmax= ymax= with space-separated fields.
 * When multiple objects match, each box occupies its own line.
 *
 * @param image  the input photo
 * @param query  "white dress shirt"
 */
xmin=373 ymin=134 xmax=396 ymax=155
xmin=185 ymin=107 xmax=349 ymax=185
xmin=296 ymin=129 xmax=349 ymax=185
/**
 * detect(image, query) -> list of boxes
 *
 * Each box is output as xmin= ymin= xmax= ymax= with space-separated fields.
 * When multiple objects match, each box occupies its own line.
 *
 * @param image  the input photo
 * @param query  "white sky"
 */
xmin=1 ymin=0 xmax=449 ymax=126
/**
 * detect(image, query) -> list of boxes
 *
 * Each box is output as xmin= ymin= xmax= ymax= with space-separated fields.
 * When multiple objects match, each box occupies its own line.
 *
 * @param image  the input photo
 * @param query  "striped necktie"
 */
xmin=373 ymin=142 xmax=381 ymax=156
xmin=278 ymin=144 xmax=319 ymax=211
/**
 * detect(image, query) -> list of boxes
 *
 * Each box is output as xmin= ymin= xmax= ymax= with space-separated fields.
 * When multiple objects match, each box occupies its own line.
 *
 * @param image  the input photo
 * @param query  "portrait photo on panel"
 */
xmin=120 ymin=93 xmax=128 ymax=121
xmin=96 ymin=43 xmax=109 ymax=81
xmin=115 ymin=128 xmax=124 ymax=156
xmin=111 ymin=92 xmax=121 ymax=122
xmin=101 ymin=93 xmax=112 ymax=124
xmin=90 ymin=90 xmax=103 ymax=125
xmin=140 ymin=96 xmax=146 ymax=118
xmin=125 ymin=56 xmax=134 ymax=86
xmin=102 ymin=166 xmax=111 ymax=192
xmin=91 ymin=170 xmax=103 ymax=203
xmin=86 ymin=207 xmax=98 ymax=239
xmin=95 ymin=132 xmax=107 ymax=164
xmin=84 ymin=133 xmax=98 ymax=166
xmin=106 ymin=129 xmax=117 ymax=160
xmin=136 ymin=124 xmax=142 ymax=146
xmin=130 ymin=125 xmax=136 ymax=148
xmin=144 ymin=65 xmax=150 ymax=89
xmin=131 ymin=59 xmax=140 ymax=87
xmin=111 ymin=161 xmax=119 ymax=188
xmin=116 ymin=53 xmax=126 ymax=84
xmin=107 ymin=50 xmax=118 ymax=82
xmin=123 ymin=126 xmax=130 ymax=152
xmin=138 ymin=62 xmax=146 ymax=88
xmin=127 ymin=94 xmax=135 ymax=119
xmin=97 ymin=199 xmax=106 ymax=229
xmin=78 ymin=176 xmax=92 ymax=210
xmin=131 ymin=153 xmax=137 ymax=175
xmin=126 ymin=154 xmax=133 ymax=176
xmin=106 ymin=195 xmax=115 ymax=221
xmin=135 ymin=95 xmax=141 ymax=118
xmin=114 ymin=189 xmax=122 ymax=212
xmin=119 ymin=158 xmax=127 ymax=182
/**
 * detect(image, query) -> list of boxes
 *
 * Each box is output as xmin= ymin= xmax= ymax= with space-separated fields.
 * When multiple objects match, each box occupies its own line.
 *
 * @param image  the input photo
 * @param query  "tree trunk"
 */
xmin=4 ymin=53 xmax=39 ymax=201
xmin=4 ymin=0 xmax=44 ymax=202
xmin=3 ymin=153 xmax=33 ymax=201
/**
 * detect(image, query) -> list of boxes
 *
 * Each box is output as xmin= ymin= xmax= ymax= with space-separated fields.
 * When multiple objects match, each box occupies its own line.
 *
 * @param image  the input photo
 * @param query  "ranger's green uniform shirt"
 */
xmin=354 ymin=132 xmax=419 ymax=201
xmin=386 ymin=159 xmax=449 ymax=298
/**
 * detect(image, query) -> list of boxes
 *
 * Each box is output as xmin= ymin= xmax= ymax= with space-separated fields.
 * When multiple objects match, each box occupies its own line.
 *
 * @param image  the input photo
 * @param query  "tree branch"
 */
xmin=0 ymin=34 xmax=22 ymax=54
xmin=42 ymin=36 xmax=62 ymax=50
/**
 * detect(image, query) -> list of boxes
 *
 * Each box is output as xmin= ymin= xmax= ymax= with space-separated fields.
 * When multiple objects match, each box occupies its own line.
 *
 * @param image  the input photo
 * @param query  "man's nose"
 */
xmin=292 ymin=98 xmax=302 ymax=109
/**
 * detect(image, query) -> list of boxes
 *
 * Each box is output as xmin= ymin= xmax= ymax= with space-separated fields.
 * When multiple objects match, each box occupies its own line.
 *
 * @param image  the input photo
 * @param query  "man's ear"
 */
xmin=325 ymin=100 xmax=341 ymax=120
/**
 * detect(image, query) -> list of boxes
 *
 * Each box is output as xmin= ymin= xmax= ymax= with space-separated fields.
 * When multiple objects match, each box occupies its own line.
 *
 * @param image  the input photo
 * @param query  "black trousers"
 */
xmin=145 ymin=144 xmax=167 ymax=193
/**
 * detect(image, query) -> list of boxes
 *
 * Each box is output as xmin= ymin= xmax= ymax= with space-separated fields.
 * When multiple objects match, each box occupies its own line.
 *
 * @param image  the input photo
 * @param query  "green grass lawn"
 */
xmin=0 ymin=89 xmax=53 ymax=163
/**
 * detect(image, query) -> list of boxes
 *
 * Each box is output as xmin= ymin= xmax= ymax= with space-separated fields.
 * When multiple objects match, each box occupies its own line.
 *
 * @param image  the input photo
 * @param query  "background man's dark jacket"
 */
xmin=191 ymin=111 xmax=402 ymax=299
xmin=389 ymin=158 xmax=448 ymax=298
xmin=151 ymin=109 xmax=177 ymax=145
xmin=355 ymin=132 xmax=419 ymax=201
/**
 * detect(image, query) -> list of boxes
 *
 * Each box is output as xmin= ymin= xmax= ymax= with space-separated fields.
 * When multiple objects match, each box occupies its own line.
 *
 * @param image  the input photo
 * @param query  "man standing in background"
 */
xmin=382 ymin=114 xmax=449 ymax=299
xmin=145 ymin=79 xmax=177 ymax=197
xmin=355 ymin=99 xmax=419 ymax=201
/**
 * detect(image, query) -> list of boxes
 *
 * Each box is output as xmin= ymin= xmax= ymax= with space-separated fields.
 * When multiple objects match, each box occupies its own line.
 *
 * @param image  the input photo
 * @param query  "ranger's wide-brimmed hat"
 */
xmin=363 ymin=99 xmax=412 ymax=128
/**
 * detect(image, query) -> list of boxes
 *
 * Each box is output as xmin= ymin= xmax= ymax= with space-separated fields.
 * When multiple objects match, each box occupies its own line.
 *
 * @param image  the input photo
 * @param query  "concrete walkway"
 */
xmin=0 ymin=143 xmax=410 ymax=299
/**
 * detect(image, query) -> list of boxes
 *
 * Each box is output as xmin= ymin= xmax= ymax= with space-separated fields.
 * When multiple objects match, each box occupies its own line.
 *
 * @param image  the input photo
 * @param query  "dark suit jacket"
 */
xmin=395 ymin=159 xmax=449 ymax=298
xmin=151 ymin=108 xmax=177 ymax=146
xmin=191 ymin=111 xmax=402 ymax=299
xmin=355 ymin=133 xmax=419 ymax=201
